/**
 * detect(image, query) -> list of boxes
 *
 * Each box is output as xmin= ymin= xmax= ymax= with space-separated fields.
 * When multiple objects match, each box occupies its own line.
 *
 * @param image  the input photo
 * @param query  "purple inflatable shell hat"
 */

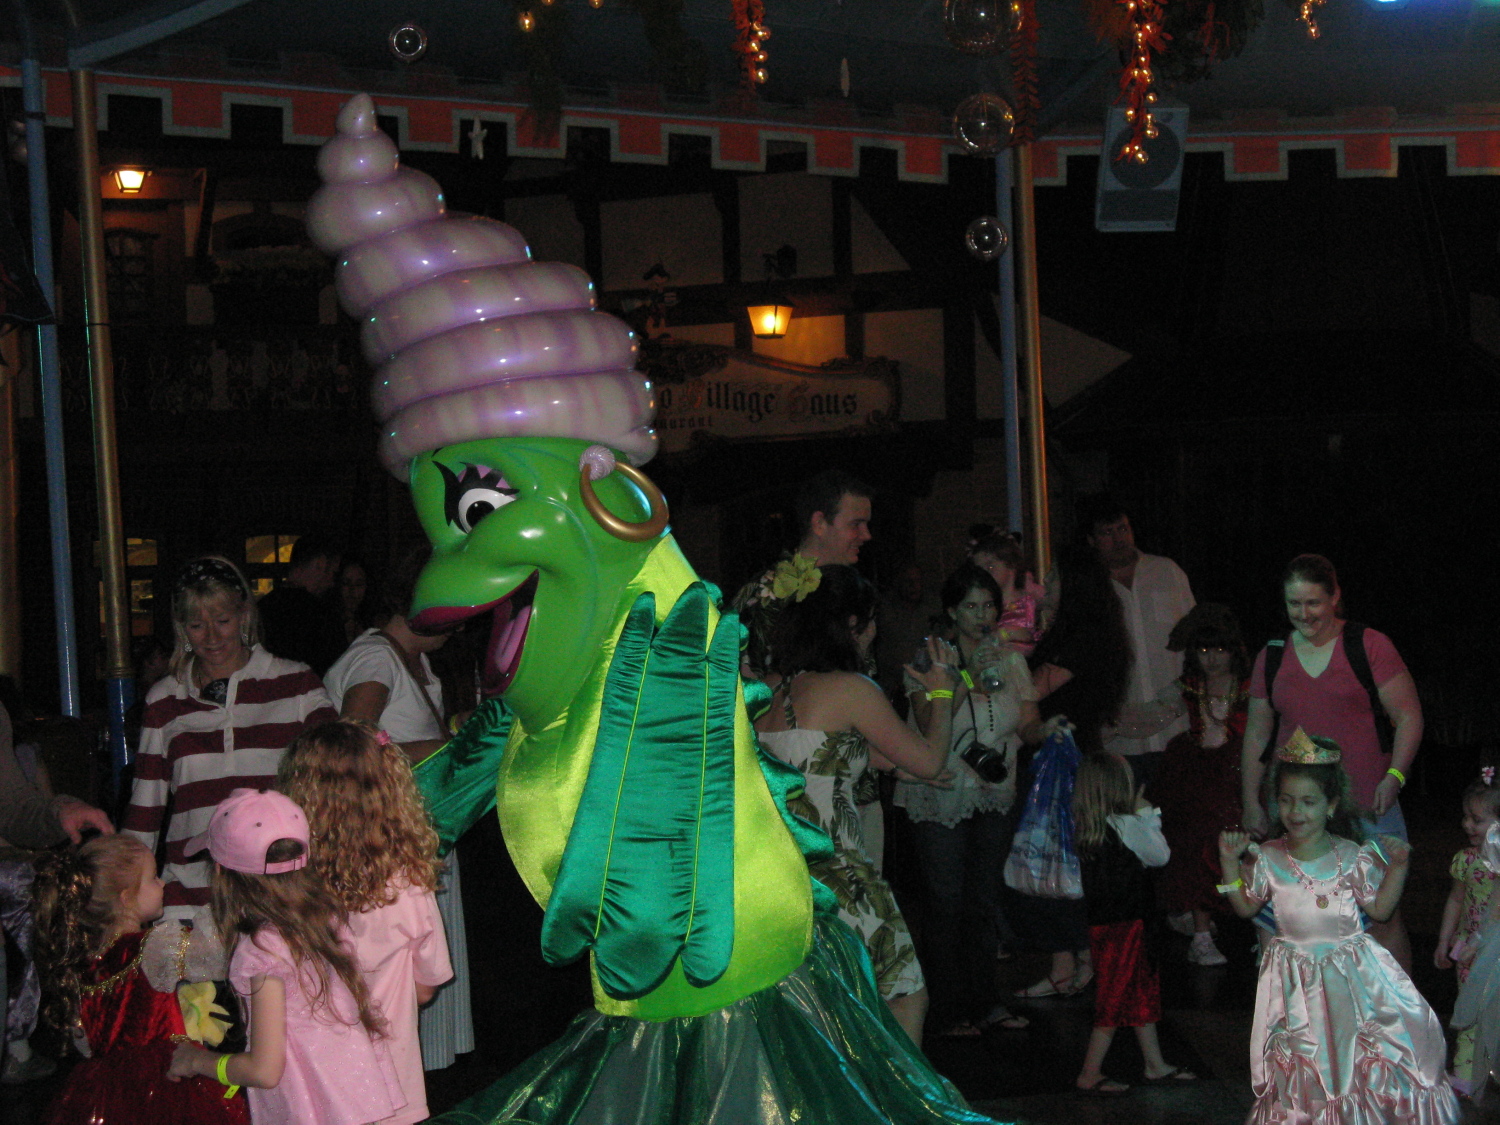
xmin=306 ymin=94 xmax=657 ymax=480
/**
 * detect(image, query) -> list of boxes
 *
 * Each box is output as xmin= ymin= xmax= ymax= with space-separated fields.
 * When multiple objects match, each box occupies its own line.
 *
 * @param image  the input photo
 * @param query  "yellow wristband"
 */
xmin=1386 ymin=767 xmax=1406 ymax=788
xmin=447 ymin=713 xmax=462 ymax=736
xmin=959 ymin=669 xmax=974 ymax=690
xmin=1216 ymin=878 xmax=1243 ymax=894
xmin=216 ymin=1053 xmax=240 ymax=1098
xmin=925 ymin=689 xmax=954 ymax=701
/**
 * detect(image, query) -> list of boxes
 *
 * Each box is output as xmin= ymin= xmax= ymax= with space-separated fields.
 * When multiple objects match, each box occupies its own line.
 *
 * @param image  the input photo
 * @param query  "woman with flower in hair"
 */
xmin=122 ymin=556 xmax=337 ymax=925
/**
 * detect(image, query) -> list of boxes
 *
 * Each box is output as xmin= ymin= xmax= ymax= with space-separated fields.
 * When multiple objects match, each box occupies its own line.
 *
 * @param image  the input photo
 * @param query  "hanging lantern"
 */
xmin=747 ymin=301 xmax=794 ymax=339
xmin=113 ymin=168 xmax=148 ymax=193
xmin=953 ymin=92 xmax=1016 ymax=155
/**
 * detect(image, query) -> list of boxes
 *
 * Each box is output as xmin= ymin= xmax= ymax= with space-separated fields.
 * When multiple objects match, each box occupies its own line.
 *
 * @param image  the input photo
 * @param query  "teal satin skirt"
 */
xmin=428 ymin=914 xmax=1007 ymax=1125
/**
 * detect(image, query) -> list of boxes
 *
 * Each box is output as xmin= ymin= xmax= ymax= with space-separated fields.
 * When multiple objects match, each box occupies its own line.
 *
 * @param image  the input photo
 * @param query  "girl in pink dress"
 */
xmin=168 ymin=789 xmax=405 ymax=1125
xmin=968 ymin=528 xmax=1044 ymax=657
xmin=279 ymin=720 xmax=453 ymax=1125
xmin=1218 ymin=731 xmax=1458 ymax=1125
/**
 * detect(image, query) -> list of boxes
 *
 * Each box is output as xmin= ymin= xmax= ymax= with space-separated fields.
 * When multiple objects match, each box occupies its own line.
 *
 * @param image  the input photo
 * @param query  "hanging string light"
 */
xmin=732 ymin=0 xmax=770 ymax=88
xmin=518 ymin=9 xmax=535 ymax=31
xmin=1115 ymin=0 xmax=1168 ymax=162
xmin=1298 ymin=0 xmax=1324 ymax=38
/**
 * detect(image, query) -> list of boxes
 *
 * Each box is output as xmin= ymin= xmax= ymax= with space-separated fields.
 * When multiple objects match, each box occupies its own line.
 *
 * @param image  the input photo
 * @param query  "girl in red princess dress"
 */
xmin=32 ymin=835 xmax=248 ymax=1125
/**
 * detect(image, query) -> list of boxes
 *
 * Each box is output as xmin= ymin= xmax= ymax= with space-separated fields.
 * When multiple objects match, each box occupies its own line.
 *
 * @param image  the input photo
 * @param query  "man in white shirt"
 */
xmin=1083 ymin=496 xmax=1195 ymax=790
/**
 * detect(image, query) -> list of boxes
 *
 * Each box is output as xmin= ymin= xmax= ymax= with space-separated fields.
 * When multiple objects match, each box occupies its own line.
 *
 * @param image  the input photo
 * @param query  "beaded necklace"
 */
xmin=1283 ymin=840 xmax=1346 ymax=910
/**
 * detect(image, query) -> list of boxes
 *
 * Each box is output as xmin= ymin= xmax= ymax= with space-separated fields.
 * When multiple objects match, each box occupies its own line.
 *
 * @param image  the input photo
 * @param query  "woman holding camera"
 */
xmin=896 ymin=564 xmax=1059 ymax=1037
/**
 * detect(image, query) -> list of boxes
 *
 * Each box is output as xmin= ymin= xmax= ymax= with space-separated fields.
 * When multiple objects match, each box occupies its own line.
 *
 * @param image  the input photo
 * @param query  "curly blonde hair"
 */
xmin=31 ymin=835 xmax=154 ymax=1034
xmin=276 ymin=720 xmax=440 ymax=913
xmin=211 ymin=837 xmax=385 ymax=1037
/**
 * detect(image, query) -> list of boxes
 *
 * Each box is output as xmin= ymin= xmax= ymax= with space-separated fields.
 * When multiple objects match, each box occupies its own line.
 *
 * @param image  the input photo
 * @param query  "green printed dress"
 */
xmin=757 ymin=679 xmax=924 ymax=1000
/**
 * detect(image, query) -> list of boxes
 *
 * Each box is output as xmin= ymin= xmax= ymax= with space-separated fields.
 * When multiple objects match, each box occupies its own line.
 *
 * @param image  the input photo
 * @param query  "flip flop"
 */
xmin=977 ymin=1006 xmax=1029 ymax=1031
xmin=1076 ymin=1076 xmax=1130 ymax=1097
xmin=1014 ymin=975 xmax=1074 ymax=999
xmin=1141 ymin=1067 xmax=1200 ymax=1085
xmin=938 ymin=1021 xmax=983 ymax=1038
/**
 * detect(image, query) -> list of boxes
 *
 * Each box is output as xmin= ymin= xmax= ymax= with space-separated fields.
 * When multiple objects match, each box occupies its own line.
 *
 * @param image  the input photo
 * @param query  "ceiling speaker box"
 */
xmin=1095 ymin=103 xmax=1189 ymax=233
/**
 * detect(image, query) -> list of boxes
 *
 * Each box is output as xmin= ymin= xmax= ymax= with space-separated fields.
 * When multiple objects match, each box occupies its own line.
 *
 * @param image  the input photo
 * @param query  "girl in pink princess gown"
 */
xmin=1218 ymin=732 xmax=1458 ymax=1125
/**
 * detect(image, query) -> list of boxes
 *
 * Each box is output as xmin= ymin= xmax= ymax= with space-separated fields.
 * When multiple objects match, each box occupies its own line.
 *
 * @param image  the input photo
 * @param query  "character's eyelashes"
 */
xmin=437 ymin=463 xmax=518 ymax=534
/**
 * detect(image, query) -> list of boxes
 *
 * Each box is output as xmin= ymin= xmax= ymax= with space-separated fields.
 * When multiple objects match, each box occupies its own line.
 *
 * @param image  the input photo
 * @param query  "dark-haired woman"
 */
xmin=1012 ymin=547 xmax=1131 ymax=999
xmin=323 ymin=545 xmax=474 ymax=1072
xmin=123 ymin=556 xmax=336 ymax=922
xmin=754 ymin=564 xmax=955 ymax=1046
xmin=1152 ymin=603 xmax=1251 ymax=967
xmin=1240 ymin=553 xmax=1423 ymax=970
xmin=896 ymin=564 xmax=1059 ymax=1037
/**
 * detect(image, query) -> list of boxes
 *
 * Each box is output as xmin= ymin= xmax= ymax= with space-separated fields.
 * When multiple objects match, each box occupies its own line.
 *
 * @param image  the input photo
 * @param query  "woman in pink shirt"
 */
xmin=279 ymin=721 xmax=453 ymax=1125
xmin=1239 ymin=553 xmax=1423 ymax=969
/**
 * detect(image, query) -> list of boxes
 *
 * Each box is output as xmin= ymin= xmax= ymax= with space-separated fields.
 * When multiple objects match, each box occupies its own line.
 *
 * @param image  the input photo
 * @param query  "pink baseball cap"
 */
xmin=186 ymin=788 xmax=310 ymax=875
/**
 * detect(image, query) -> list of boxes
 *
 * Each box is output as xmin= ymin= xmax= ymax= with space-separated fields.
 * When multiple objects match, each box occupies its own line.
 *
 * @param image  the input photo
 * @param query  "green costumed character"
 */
xmin=306 ymin=93 xmax=1003 ymax=1125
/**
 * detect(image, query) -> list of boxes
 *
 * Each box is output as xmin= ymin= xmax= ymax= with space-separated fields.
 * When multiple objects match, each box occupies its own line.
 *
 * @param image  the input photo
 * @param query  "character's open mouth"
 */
xmin=410 ymin=573 xmax=537 ymax=697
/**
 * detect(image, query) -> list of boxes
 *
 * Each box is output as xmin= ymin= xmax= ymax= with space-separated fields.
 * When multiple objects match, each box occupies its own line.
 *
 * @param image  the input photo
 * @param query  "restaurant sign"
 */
xmin=646 ymin=342 xmax=899 ymax=454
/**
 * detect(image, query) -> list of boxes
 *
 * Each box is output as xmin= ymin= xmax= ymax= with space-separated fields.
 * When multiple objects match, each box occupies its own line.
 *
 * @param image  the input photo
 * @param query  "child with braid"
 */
xmin=31 ymin=835 xmax=247 ymax=1125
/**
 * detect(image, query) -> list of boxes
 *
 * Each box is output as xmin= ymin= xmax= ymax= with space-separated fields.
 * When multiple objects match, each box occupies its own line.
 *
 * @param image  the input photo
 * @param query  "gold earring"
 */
xmin=578 ymin=461 xmax=669 ymax=542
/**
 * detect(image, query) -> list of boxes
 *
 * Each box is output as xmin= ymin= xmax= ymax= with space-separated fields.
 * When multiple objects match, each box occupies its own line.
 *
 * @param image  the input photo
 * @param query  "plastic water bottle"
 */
xmin=974 ymin=626 xmax=1006 ymax=692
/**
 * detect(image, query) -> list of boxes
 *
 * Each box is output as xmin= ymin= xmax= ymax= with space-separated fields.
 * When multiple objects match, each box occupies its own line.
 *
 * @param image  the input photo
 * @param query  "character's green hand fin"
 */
xmin=413 ymin=696 xmax=515 ymax=857
xmin=540 ymin=583 xmax=737 ymax=998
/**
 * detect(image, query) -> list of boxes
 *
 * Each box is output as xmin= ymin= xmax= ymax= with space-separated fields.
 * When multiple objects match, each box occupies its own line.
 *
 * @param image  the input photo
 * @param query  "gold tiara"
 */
xmin=1277 ymin=728 xmax=1341 ymax=765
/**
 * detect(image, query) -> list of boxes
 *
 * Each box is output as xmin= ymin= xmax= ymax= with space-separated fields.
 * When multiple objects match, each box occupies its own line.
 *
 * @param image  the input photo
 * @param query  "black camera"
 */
xmin=960 ymin=740 xmax=1008 ymax=785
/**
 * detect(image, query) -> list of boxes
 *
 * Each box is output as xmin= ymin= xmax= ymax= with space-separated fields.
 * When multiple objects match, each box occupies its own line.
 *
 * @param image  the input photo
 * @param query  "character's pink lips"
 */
xmin=411 ymin=573 xmax=537 ymax=697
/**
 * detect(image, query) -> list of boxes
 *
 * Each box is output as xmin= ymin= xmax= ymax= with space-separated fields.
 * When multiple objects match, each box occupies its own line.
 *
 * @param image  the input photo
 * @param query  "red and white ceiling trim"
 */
xmin=4 ymin=64 xmax=1498 ymax=184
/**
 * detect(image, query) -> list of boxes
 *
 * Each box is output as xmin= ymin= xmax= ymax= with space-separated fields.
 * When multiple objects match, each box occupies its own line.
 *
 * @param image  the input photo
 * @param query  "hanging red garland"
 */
xmin=1114 ymin=0 xmax=1170 ymax=162
xmin=731 ymin=0 xmax=770 ymax=89
xmin=1009 ymin=0 xmax=1041 ymax=144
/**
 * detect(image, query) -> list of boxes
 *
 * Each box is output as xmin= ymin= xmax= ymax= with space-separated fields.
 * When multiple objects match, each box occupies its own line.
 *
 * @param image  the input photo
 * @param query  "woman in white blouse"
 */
xmin=896 ymin=564 xmax=1058 ymax=1038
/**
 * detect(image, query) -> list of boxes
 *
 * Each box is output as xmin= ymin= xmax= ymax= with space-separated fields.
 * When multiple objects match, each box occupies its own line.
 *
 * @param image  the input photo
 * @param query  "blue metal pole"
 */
xmin=996 ymin=149 xmax=1023 ymax=536
xmin=21 ymin=56 xmax=82 ymax=718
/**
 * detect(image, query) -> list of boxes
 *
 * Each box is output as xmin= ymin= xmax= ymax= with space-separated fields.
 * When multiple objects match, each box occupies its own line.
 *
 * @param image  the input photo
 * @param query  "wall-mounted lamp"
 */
xmin=113 ymin=168 xmax=148 ymax=193
xmin=747 ymin=301 xmax=795 ymax=339
xmin=748 ymin=243 xmax=797 ymax=339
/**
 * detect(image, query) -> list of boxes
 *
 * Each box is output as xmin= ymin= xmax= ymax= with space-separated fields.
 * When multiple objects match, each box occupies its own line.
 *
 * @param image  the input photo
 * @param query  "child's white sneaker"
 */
xmin=1188 ymin=931 xmax=1228 ymax=966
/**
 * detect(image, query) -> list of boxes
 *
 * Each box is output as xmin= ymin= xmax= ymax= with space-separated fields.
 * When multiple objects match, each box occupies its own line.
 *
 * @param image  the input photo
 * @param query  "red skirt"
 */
xmin=1088 ymin=919 xmax=1160 ymax=1028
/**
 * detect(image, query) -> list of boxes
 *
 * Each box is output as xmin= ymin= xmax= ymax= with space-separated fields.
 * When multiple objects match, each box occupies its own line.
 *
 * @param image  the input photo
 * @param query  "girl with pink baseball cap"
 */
xmin=168 ymin=788 xmax=406 ymax=1125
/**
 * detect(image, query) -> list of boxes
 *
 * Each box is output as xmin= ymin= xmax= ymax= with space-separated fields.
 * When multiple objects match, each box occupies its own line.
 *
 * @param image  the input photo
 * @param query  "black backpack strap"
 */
xmin=1341 ymin=622 xmax=1396 ymax=756
xmin=1257 ymin=638 xmax=1287 ymax=764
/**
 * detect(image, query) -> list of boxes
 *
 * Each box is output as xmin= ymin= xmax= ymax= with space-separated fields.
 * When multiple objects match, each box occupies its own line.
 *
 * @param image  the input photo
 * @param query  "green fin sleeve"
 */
xmin=540 ymin=583 xmax=739 ymax=998
xmin=412 ymin=696 xmax=515 ymax=857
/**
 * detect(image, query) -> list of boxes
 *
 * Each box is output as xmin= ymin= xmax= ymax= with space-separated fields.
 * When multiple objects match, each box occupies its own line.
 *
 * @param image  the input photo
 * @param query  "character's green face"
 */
xmin=406 ymin=437 xmax=663 ymax=727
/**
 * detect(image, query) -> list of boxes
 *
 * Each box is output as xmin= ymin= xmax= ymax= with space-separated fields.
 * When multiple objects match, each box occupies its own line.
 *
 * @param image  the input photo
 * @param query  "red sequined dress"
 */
xmin=46 ymin=924 xmax=249 ymax=1125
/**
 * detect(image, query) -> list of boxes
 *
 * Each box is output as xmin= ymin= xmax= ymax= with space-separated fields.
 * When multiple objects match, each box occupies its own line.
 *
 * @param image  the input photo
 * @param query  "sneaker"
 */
xmin=1188 ymin=931 xmax=1228 ymax=967
xmin=1166 ymin=911 xmax=1197 ymax=937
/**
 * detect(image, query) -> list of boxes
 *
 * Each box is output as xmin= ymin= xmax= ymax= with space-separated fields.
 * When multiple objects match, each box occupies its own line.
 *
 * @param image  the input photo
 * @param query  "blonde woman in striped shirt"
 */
xmin=123 ymin=556 xmax=337 ymax=926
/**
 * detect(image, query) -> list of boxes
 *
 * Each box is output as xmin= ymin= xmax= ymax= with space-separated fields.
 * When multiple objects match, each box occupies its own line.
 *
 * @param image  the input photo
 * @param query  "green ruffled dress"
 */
xmin=416 ymin=589 xmax=1005 ymax=1125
